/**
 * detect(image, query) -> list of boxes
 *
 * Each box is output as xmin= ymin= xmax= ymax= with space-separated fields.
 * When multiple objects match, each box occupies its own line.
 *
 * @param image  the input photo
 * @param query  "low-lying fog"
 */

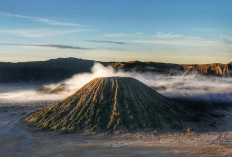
xmin=0 ymin=63 xmax=232 ymax=104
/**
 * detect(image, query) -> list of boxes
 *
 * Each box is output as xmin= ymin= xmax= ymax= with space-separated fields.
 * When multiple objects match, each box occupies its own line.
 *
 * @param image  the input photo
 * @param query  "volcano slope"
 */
xmin=25 ymin=77 xmax=188 ymax=134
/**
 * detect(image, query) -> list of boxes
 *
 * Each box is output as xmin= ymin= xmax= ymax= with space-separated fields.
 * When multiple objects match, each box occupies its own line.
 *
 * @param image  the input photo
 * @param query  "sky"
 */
xmin=0 ymin=0 xmax=231 ymax=64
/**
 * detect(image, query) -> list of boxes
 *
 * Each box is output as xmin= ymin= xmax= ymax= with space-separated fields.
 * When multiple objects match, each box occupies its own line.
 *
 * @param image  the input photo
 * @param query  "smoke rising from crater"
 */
xmin=47 ymin=63 xmax=232 ymax=102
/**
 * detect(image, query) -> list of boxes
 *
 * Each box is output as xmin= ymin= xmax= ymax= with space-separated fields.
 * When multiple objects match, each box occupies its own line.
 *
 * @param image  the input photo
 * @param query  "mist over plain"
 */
xmin=0 ymin=63 xmax=232 ymax=104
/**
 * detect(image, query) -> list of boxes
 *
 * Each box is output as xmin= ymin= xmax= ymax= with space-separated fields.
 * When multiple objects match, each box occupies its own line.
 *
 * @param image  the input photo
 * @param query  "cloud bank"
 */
xmin=87 ymin=40 xmax=127 ymax=45
xmin=0 ymin=12 xmax=85 ymax=27
xmin=104 ymin=33 xmax=130 ymax=37
xmin=0 ymin=43 xmax=87 ymax=50
xmin=0 ymin=28 xmax=93 ymax=38
xmin=154 ymin=33 xmax=183 ymax=38
xmin=221 ymin=35 xmax=232 ymax=44
xmin=128 ymin=40 xmax=219 ymax=46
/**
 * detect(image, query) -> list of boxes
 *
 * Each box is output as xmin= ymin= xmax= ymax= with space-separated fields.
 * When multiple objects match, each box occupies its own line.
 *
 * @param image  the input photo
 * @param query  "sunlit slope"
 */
xmin=25 ymin=77 xmax=187 ymax=133
xmin=169 ymin=63 xmax=231 ymax=77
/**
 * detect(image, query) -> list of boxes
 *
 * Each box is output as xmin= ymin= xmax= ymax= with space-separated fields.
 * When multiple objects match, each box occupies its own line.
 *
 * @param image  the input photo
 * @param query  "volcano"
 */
xmin=25 ymin=77 xmax=187 ymax=133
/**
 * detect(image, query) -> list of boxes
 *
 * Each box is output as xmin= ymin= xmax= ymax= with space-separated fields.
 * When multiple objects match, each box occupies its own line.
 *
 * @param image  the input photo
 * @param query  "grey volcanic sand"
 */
xmin=1 ymin=102 xmax=232 ymax=157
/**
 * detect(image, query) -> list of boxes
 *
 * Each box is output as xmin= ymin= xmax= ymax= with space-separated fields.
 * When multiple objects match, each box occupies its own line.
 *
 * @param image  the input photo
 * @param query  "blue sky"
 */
xmin=0 ymin=0 xmax=231 ymax=63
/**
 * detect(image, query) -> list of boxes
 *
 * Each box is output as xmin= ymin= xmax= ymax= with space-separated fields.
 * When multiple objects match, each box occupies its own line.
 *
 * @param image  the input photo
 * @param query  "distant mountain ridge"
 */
xmin=109 ymin=60 xmax=179 ymax=74
xmin=0 ymin=58 xmax=180 ymax=83
xmin=0 ymin=58 xmax=231 ymax=83
xmin=169 ymin=63 xmax=231 ymax=77
xmin=0 ymin=58 xmax=97 ymax=83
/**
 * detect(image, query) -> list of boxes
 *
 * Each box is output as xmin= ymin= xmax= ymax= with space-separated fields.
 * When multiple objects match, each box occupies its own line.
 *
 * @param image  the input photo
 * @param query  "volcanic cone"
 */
xmin=25 ymin=77 xmax=186 ymax=133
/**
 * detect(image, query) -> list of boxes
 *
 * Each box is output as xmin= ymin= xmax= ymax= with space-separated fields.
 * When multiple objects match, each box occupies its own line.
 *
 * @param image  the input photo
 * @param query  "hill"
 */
xmin=109 ymin=60 xmax=180 ymax=74
xmin=169 ymin=63 xmax=231 ymax=77
xmin=24 ymin=77 xmax=186 ymax=133
xmin=0 ymin=58 xmax=96 ymax=83
xmin=0 ymin=58 xmax=180 ymax=83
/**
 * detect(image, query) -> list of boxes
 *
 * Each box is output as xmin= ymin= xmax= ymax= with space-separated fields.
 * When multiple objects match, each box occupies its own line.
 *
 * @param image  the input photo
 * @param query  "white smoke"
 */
xmin=46 ymin=62 xmax=232 ymax=102
xmin=45 ymin=62 xmax=130 ymax=90
xmin=0 ymin=62 xmax=232 ymax=104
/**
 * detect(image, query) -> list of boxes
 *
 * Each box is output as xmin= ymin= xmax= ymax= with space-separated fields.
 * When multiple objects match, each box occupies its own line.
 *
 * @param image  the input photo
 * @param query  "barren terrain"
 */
xmin=1 ymin=100 xmax=232 ymax=157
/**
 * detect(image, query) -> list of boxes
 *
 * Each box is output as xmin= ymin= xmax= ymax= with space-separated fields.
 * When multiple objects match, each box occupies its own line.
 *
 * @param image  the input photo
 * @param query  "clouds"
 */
xmin=100 ymin=31 xmax=221 ymax=46
xmin=104 ymin=33 xmax=130 ymax=37
xmin=0 ymin=12 xmax=32 ymax=19
xmin=154 ymin=32 xmax=183 ymax=38
xmin=0 ymin=12 xmax=85 ymax=27
xmin=154 ymin=32 xmax=201 ymax=40
xmin=87 ymin=40 xmax=127 ymax=45
xmin=87 ymin=38 xmax=219 ymax=47
xmin=40 ymin=44 xmax=87 ymax=50
xmin=128 ymin=40 xmax=219 ymax=46
xmin=103 ymin=32 xmax=202 ymax=42
xmin=104 ymin=32 xmax=144 ymax=37
xmin=0 ymin=28 xmax=93 ymax=38
xmin=0 ymin=11 xmax=230 ymax=63
xmin=0 ymin=43 xmax=87 ymax=50
xmin=220 ymin=35 xmax=232 ymax=44
xmin=0 ymin=12 xmax=94 ymax=38
xmin=35 ymin=18 xmax=85 ymax=27
xmin=136 ymin=32 xmax=144 ymax=35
